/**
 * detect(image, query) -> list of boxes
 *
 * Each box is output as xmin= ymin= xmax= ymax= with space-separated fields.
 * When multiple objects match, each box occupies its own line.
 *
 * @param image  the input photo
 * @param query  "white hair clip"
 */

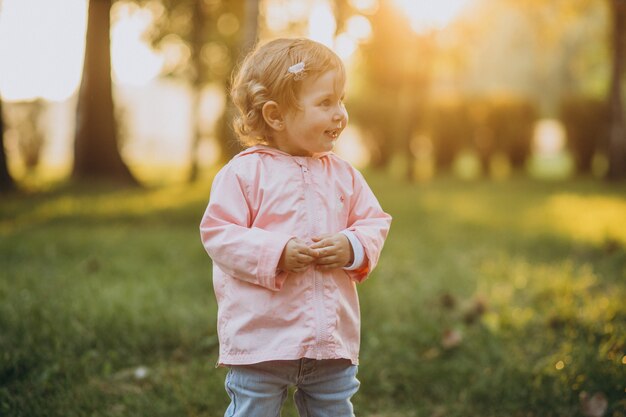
xmin=287 ymin=62 xmax=306 ymax=80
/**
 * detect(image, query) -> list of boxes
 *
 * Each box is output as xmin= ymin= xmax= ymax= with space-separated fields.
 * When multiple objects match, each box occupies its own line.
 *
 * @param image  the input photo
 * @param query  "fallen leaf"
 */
xmin=440 ymin=292 xmax=456 ymax=310
xmin=580 ymin=391 xmax=608 ymax=417
xmin=441 ymin=329 xmax=463 ymax=350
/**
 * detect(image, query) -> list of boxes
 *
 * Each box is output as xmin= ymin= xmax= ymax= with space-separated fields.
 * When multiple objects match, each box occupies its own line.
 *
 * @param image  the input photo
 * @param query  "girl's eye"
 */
xmin=321 ymin=100 xmax=331 ymax=106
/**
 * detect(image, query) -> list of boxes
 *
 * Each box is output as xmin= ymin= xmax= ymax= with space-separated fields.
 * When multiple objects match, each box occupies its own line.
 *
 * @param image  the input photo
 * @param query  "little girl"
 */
xmin=200 ymin=38 xmax=391 ymax=417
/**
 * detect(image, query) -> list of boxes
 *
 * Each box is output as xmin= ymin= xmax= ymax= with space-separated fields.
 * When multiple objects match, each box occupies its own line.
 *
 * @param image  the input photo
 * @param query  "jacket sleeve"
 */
xmin=199 ymin=163 xmax=294 ymax=291
xmin=343 ymin=169 xmax=392 ymax=283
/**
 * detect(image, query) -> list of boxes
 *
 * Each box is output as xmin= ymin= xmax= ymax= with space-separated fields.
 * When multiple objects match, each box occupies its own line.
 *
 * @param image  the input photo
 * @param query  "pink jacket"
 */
xmin=200 ymin=146 xmax=391 ymax=366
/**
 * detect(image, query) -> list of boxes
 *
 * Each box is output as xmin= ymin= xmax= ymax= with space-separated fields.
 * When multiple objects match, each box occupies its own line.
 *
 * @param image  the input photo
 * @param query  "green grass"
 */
xmin=1 ymin=175 xmax=625 ymax=416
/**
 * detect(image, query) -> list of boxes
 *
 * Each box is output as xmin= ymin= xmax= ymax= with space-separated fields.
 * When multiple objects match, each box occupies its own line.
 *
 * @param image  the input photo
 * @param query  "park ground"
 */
xmin=1 ymin=173 xmax=625 ymax=416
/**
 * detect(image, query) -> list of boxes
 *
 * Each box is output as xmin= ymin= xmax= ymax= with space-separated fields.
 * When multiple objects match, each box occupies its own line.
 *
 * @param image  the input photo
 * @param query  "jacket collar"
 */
xmin=235 ymin=145 xmax=332 ymax=160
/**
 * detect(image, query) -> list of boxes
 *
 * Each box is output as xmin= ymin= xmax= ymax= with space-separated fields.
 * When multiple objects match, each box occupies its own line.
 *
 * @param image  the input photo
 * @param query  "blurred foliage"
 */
xmin=393 ymin=96 xmax=539 ymax=176
xmin=0 ymin=0 xmax=618 ymax=185
xmin=484 ymin=0 xmax=609 ymax=108
xmin=348 ymin=0 xmax=432 ymax=177
xmin=483 ymin=97 xmax=538 ymax=170
xmin=0 ymin=98 xmax=15 ymax=193
xmin=560 ymin=97 xmax=611 ymax=175
xmin=343 ymin=0 xmax=603 ymax=179
xmin=428 ymin=101 xmax=470 ymax=173
xmin=147 ymin=0 xmax=245 ymax=83
xmin=2 ymin=100 xmax=46 ymax=174
xmin=144 ymin=0 xmax=254 ymax=169
xmin=131 ymin=0 xmax=610 ymax=180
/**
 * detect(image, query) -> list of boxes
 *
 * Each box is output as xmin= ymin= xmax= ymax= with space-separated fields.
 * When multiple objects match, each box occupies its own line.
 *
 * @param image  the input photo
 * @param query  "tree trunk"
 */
xmin=187 ymin=88 xmax=202 ymax=182
xmin=607 ymin=0 xmax=626 ymax=180
xmin=187 ymin=0 xmax=206 ymax=182
xmin=73 ymin=0 xmax=137 ymax=184
xmin=0 ymin=98 xmax=16 ymax=193
xmin=213 ymin=0 xmax=259 ymax=163
xmin=242 ymin=0 xmax=260 ymax=53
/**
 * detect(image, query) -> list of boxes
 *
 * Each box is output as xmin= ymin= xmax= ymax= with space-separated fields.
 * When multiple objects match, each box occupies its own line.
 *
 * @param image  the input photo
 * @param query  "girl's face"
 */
xmin=276 ymin=69 xmax=348 ymax=157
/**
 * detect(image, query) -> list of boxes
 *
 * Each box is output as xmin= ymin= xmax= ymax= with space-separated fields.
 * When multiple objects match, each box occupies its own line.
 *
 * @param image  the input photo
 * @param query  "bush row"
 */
xmin=559 ymin=96 xmax=610 ymax=174
xmin=428 ymin=97 xmax=538 ymax=173
xmin=429 ymin=96 xmax=613 ymax=175
xmin=350 ymin=94 xmax=611 ymax=176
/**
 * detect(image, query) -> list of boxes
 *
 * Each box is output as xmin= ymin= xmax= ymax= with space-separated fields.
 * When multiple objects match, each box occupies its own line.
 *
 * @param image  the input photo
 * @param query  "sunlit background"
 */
xmin=0 ymin=0 xmax=611 ymax=183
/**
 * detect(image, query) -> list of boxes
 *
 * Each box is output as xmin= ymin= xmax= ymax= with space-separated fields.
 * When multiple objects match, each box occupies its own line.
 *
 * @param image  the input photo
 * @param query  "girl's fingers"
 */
xmin=316 ymin=255 xmax=338 ymax=265
xmin=311 ymin=234 xmax=332 ymax=243
xmin=311 ymin=243 xmax=337 ymax=256
xmin=300 ymin=254 xmax=314 ymax=262
xmin=297 ymin=244 xmax=319 ymax=257
xmin=310 ymin=239 xmax=332 ymax=250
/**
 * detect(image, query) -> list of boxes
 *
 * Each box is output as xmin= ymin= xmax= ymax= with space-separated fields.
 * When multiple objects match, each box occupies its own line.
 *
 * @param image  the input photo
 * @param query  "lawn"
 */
xmin=1 ymin=174 xmax=625 ymax=417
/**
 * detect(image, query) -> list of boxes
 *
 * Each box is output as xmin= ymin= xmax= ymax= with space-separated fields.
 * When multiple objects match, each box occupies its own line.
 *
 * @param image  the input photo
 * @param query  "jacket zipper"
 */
xmin=300 ymin=161 xmax=327 ymax=359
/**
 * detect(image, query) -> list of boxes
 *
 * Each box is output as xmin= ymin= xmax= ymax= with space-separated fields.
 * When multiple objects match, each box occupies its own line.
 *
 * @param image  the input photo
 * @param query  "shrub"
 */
xmin=483 ymin=97 xmax=538 ymax=170
xmin=429 ymin=101 xmax=473 ymax=173
xmin=429 ymin=97 xmax=538 ymax=175
xmin=559 ymin=96 xmax=610 ymax=175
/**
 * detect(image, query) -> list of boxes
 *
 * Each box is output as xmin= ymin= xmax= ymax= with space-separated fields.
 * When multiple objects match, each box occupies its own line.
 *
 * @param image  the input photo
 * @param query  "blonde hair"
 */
xmin=230 ymin=38 xmax=346 ymax=147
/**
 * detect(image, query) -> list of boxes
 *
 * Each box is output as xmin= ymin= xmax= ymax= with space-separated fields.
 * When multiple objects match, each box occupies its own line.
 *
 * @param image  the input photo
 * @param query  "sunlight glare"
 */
xmin=308 ymin=2 xmax=336 ymax=47
xmin=111 ymin=3 xmax=164 ymax=86
xmin=0 ymin=0 xmax=87 ymax=102
xmin=394 ymin=0 xmax=471 ymax=32
xmin=533 ymin=119 xmax=565 ymax=157
xmin=287 ymin=0 xmax=310 ymax=21
xmin=265 ymin=2 xmax=290 ymax=32
xmin=538 ymin=194 xmax=626 ymax=245
xmin=265 ymin=0 xmax=309 ymax=33
xmin=335 ymin=33 xmax=357 ymax=61
xmin=348 ymin=0 xmax=379 ymax=15
xmin=334 ymin=126 xmax=370 ymax=168
xmin=217 ymin=13 xmax=240 ymax=37
xmin=160 ymin=34 xmax=191 ymax=75
xmin=346 ymin=15 xmax=372 ymax=42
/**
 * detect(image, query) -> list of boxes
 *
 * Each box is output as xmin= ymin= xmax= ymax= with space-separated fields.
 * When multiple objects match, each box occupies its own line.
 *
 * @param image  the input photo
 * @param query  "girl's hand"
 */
xmin=310 ymin=233 xmax=354 ymax=270
xmin=278 ymin=238 xmax=318 ymax=273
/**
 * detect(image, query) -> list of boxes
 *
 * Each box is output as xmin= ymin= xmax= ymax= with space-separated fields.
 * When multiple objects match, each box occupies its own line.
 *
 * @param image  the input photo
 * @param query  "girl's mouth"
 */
xmin=325 ymin=128 xmax=340 ymax=139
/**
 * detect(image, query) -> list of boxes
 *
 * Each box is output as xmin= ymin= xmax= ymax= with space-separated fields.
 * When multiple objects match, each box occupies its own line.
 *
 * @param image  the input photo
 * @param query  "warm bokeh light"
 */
xmin=334 ymin=33 xmax=358 ymax=61
xmin=0 ymin=0 xmax=164 ymax=101
xmin=308 ymin=2 xmax=336 ymax=47
xmin=334 ymin=126 xmax=370 ymax=168
xmin=264 ymin=0 xmax=310 ymax=33
xmin=349 ymin=0 xmax=379 ymax=15
xmin=393 ymin=0 xmax=471 ymax=32
xmin=334 ymin=14 xmax=371 ymax=60
xmin=534 ymin=119 xmax=566 ymax=157
xmin=111 ymin=2 xmax=164 ymax=86
xmin=345 ymin=15 xmax=373 ymax=42
xmin=0 ymin=0 xmax=87 ymax=102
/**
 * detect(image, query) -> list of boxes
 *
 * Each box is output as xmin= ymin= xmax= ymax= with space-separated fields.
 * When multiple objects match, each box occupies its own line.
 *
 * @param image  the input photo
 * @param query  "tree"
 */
xmin=607 ymin=0 xmax=626 ymax=180
xmin=500 ymin=0 xmax=623 ymax=179
xmin=73 ymin=0 xmax=137 ymax=184
xmin=351 ymin=1 xmax=433 ymax=180
xmin=151 ymin=0 xmax=258 ymax=180
xmin=0 ymin=98 xmax=16 ymax=193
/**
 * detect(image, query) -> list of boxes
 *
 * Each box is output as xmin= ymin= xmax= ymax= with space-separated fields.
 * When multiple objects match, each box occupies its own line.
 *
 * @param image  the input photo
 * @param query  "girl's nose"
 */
xmin=333 ymin=106 xmax=348 ymax=123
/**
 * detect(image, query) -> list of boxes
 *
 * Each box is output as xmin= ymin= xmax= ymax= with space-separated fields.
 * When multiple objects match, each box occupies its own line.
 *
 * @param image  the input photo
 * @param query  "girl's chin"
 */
xmin=322 ymin=139 xmax=337 ymax=151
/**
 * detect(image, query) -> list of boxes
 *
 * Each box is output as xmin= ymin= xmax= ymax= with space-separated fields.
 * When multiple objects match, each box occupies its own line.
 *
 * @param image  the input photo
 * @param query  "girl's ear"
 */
xmin=262 ymin=101 xmax=285 ymax=131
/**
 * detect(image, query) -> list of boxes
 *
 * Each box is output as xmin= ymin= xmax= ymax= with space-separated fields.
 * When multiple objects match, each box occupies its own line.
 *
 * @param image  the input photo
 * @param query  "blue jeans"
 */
xmin=224 ymin=358 xmax=360 ymax=417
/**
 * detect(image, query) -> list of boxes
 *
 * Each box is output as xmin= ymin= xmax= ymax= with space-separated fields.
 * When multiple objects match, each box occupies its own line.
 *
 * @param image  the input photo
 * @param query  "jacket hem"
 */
xmin=217 ymin=348 xmax=359 ymax=367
